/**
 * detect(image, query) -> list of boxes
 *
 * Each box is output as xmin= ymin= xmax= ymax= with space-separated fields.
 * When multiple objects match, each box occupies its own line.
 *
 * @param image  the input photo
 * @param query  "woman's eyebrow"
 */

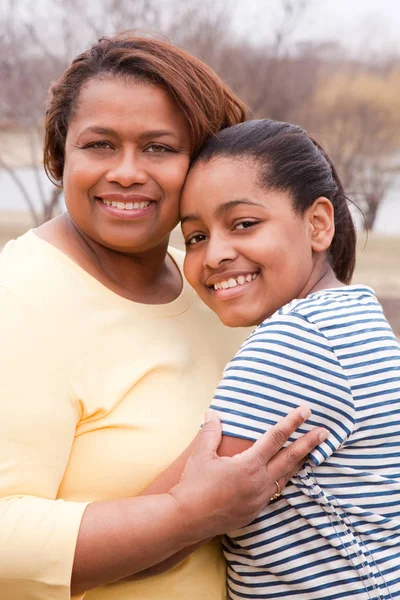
xmin=79 ymin=126 xmax=116 ymax=136
xmin=140 ymin=130 xmax=180 ymax=141
xmin=78 ymin=127 xmax=181 ymax=140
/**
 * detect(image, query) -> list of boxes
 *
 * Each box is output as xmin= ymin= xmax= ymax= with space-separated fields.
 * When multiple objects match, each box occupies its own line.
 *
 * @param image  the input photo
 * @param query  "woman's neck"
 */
xmin=36 ymin=213 xmax=182 ymax=304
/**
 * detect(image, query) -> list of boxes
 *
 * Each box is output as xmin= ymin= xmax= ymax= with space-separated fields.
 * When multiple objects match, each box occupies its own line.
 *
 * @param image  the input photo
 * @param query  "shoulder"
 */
xmin=168 ymin=245 xmax=185 ymax=272
xmin=249 ymin=285 xmax=382 ymax=345
xmin=0 ymin=230 xmax=59 ymax=296
xmin=284 ymin=285 xmax=382 ymax=324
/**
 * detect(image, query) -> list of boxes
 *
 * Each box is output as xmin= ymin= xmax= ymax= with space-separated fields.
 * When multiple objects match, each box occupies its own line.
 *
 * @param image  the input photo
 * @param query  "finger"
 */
xmin=266 ymin=427 xmax=329 ymax=484
xmin=273 ymin=459 xmax=310 ymax=505
xmin=243 ymin=406 xmax=312 ymax=463
xmin=193 ymin=409 xmax=222 ymax=456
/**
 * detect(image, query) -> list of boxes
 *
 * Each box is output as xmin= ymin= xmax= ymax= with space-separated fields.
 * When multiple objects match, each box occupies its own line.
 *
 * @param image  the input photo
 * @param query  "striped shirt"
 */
xmin=211 ymin=285 xmax=400 ymax=600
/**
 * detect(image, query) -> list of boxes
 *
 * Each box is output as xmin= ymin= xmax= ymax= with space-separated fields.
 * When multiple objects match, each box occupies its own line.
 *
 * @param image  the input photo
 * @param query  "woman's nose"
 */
xmin=105 ymin=150 xmax=148 ymax=187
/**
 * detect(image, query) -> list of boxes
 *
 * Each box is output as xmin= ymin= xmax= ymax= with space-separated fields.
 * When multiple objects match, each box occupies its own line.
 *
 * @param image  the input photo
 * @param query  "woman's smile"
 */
xmin=96 ymin=194 xmax=156 ymax=220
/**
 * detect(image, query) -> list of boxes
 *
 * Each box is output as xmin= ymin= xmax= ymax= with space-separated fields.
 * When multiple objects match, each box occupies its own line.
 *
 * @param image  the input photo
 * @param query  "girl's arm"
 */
xmin=129 ymin=407 xmax=327 ymax=580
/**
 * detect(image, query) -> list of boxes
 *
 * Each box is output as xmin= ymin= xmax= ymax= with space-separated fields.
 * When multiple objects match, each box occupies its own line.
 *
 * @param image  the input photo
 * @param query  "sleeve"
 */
xmin=0 ymin=286 xmax=89 ymax=600
xmin=211 ymin=313 xmax=356 ymax=465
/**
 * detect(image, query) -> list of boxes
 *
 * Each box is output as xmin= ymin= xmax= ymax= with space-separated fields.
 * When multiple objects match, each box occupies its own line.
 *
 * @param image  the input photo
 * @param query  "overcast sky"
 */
xmin=233 ymin=0 xmax=400 ymax=55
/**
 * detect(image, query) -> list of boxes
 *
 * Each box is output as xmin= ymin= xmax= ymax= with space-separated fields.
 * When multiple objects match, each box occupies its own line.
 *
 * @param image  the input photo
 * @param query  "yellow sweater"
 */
xmin=0 ymin=231 xmax=247 ymax=600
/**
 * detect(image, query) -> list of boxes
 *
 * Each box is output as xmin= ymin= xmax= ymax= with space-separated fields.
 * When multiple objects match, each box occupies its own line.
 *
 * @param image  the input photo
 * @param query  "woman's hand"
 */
xmin=72 ymin=406 xmax=327 ymax=593
xmin=169 ymin=406 xmax=327 ymax=539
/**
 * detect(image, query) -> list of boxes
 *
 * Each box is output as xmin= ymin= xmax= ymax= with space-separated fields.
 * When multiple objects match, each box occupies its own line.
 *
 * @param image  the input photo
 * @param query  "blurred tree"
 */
xmin=0 ymin=0 xmax=171 ymax=224
xmin=0 ymin=0 xmax=399 ymax=230
xmin=304 ymin=69 xmax=400 ymax=229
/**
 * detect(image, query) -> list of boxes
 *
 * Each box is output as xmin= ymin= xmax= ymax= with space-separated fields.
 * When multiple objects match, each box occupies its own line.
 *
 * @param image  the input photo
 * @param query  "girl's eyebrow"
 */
xmin=214 ymin=198 xmax=264 ymax=217
xmin=181 ymin=198 xmax=264 ymax=225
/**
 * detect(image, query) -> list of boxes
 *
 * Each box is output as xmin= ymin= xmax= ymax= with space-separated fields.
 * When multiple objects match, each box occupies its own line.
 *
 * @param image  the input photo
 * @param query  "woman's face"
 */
xmin=181 ymin=158 xmax=319 ymax=327
xmin=63 ymin=77 xmax=191 ymax=253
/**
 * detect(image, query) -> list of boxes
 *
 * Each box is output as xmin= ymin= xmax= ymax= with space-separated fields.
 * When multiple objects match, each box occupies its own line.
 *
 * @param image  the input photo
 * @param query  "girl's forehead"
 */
xmin=186 ymin=156 xmax=260 ymax=191
xmin=181 ymin=157 xmax=294 ymax=220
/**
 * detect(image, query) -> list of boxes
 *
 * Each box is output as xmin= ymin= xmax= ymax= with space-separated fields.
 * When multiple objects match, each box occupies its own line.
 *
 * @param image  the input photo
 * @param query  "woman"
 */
xmin=0 ymin=35 xmax=325 ymax=600
xmin=178 ymin=119 xmax=400 ymax=599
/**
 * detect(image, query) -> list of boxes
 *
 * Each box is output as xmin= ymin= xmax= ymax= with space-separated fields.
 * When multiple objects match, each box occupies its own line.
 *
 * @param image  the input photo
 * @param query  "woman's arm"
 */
xmin=0 ymin=288 xmax=326 ymax=597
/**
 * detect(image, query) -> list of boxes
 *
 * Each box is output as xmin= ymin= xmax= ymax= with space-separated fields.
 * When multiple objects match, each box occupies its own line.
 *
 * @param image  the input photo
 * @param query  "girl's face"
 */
xmin=63 ymin=77 xmax=191 ymax=254
xmin=181 ymin=157 xmax=333 ymax=327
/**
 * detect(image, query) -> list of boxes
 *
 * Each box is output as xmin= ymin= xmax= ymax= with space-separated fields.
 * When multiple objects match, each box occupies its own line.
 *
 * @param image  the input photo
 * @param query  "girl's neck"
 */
xmin=301 ymin=260 xmax=343 ymax=299
xmin=36 ymin=213 xmax=182 ymax=304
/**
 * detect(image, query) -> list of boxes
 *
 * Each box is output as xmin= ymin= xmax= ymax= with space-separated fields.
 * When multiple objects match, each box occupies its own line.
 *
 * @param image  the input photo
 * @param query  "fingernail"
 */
xmin=319 ymin=429 xmax=329 ymax=442
xmin=203 ymin=409 xmax=215 ymax=424
xmin=300 ymin=407 xmax=311 ymax=420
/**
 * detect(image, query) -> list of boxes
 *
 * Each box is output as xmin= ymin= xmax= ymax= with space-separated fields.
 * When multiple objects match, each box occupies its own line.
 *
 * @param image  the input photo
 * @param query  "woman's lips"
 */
xmin=96 ymin=197 xmax=155 ymax=219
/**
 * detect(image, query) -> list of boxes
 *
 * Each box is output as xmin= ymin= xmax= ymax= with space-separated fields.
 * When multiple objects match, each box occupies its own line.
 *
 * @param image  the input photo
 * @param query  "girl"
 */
xmin=180 ymin=119 xmax=400 ymax=600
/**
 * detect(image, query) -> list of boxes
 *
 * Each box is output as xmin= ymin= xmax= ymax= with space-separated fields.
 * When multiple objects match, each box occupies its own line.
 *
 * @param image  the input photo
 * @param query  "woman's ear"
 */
xmin=307 ymin=197 xmax=335 ymax=253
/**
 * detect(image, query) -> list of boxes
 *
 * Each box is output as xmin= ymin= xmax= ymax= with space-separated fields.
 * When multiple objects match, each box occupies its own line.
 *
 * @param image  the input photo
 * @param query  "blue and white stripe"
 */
xmin=211 ymin=286 xmax=400 ymax=600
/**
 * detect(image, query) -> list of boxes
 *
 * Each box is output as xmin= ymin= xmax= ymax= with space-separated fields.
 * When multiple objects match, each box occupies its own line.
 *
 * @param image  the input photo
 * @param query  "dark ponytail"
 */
xmin=310 ymin=139 xmax=356 ymax=284
xmin=193 ymin=119 xmax=357 ymax=284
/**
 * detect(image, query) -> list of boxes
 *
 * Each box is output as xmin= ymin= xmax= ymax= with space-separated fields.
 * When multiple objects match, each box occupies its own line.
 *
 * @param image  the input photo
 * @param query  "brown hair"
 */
xmin=193 ymin=119 xmax=356 ymax=284
xmin=43 ymin=32 xmax=247 ymax=185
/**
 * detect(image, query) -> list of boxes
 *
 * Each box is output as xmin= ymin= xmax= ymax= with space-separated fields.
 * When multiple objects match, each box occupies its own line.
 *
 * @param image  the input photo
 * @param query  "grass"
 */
xmin=1 ymin=212 xmax=399 ymax=336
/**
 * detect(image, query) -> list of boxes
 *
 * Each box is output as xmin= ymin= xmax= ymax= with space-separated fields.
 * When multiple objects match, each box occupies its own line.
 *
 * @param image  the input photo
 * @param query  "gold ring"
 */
xmin=270 ymin=481 xmax=281 ymax=502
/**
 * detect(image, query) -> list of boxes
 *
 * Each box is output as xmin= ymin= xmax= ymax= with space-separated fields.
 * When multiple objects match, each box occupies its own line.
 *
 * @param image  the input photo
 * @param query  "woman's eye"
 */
xmin=185 ymin=234 xmax=207 ymax=246
xmin=84 ymin=141 xmax=113 ymax=150
xmin=235 ymin=220 xmax=258 ymax=230
xmin=145 ymin=144 xmax=171 ymax=153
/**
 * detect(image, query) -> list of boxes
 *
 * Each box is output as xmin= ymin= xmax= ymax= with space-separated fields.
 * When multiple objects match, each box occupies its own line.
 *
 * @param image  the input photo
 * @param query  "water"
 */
xmin=0 ymin=167 xmax=65 ymax=216
xmin=0 ymin=166 xmax=399 ymax=234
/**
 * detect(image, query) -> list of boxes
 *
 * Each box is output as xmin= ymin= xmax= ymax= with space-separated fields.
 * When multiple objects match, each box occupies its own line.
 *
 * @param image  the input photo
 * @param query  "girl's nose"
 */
xmin=204 ymin=235 xmax=237 ymax=269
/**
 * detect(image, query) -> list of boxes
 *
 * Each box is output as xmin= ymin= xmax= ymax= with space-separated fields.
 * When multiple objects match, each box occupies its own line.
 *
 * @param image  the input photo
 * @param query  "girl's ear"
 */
xmin=307 ymin=197 xmax=335 ymax=253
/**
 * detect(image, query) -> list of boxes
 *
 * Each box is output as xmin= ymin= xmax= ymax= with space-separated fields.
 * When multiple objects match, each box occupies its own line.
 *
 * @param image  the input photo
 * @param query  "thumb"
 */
xmin=194 ymin=409 xmax=222 ymax=456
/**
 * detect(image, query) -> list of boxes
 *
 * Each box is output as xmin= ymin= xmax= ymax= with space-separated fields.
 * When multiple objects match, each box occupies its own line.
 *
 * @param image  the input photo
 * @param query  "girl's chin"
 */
xmin=218 ymin=311 xmax=262 ymax=329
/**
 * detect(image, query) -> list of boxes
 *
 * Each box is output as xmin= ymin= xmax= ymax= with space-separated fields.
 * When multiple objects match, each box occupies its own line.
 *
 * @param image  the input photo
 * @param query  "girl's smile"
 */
xmin=181 ymin=157 xmax=337 ymax=327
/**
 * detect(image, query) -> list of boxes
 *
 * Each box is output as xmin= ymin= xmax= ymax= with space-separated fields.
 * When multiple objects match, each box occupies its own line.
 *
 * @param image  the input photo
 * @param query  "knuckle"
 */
xmin=285 ymin=447 xmax=301 ymax=466
xmin=271 ymin=427 xmax=289 ymax=448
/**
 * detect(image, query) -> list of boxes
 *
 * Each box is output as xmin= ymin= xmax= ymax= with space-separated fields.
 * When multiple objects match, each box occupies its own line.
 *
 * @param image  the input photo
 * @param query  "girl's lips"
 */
xmin=96 ymin=198 xmax=155 ymax=220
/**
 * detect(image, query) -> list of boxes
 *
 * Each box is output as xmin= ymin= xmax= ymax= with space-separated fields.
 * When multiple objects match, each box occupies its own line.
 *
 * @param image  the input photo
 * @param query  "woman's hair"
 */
xmin=192 ymin=119 xmax=356 ymax=284
xmin=44 ymin=32 xmax=246 ymax=185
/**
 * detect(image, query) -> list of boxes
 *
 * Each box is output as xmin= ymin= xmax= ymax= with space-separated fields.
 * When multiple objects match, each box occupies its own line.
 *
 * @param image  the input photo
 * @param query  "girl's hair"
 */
xmin=193 ymin=119 xmax=356 ymax=284
xmin=44 ymin=32 xmax=246 ymax=185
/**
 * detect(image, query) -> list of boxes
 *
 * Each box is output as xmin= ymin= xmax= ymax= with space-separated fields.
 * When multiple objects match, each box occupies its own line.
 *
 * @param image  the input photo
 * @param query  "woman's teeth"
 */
xmin=214 ymin=273 xmax=258 ymax=290
xmin=101 ymin=199 xmax=151 ymax=210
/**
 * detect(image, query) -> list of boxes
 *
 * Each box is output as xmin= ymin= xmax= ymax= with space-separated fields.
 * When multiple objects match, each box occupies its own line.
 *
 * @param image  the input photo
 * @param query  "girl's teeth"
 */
xmin=213 ymin=273 xmax=258 ymax=290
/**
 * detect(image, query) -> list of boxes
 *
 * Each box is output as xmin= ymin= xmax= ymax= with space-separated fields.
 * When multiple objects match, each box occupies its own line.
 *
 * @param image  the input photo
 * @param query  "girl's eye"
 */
xmin=185 ymin=234 xmax=207 ymax=246
xmin=145 ymin=144 xmax=172 ymax=153
xmin=235 ymin=220 xmax=259 ymax=230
